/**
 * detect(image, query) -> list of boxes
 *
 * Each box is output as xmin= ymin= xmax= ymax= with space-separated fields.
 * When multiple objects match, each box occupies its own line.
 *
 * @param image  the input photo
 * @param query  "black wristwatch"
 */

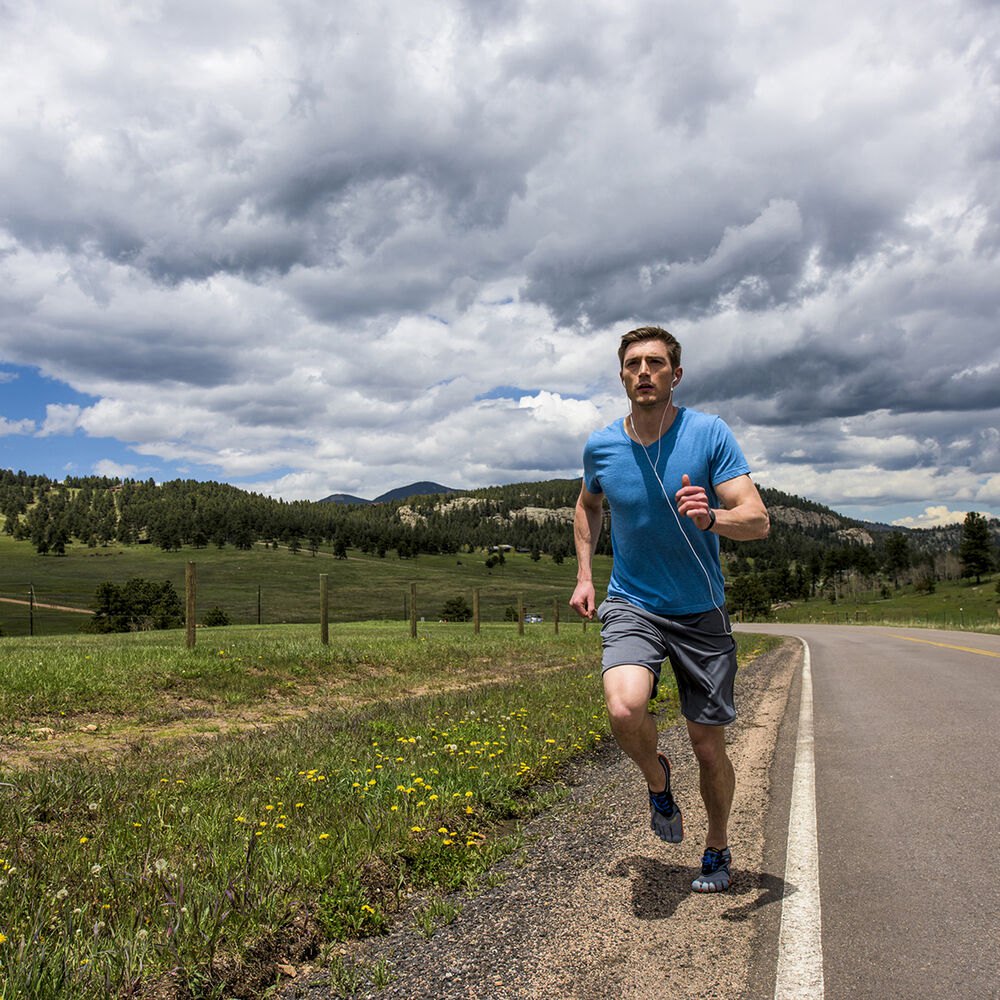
xmin=702 ymin=508 xmax=716 ymax=531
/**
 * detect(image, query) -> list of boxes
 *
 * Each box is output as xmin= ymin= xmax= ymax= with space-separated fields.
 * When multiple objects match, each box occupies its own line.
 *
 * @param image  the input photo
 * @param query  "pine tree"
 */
xmin=958 ymin=512 xmax=995 ymax=584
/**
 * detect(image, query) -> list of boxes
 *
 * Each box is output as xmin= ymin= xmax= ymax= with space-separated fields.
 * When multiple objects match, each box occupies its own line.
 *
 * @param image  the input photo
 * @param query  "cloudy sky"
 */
xmin=1 ymin=0 xmax=998 ymax=527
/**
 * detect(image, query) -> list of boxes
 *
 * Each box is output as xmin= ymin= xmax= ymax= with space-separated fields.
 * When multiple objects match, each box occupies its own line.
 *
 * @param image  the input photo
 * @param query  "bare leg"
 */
xmin=686 ymin=719 xmax=734 ymax=849
xmin=602 ymin=665 xmax=665 ymax=790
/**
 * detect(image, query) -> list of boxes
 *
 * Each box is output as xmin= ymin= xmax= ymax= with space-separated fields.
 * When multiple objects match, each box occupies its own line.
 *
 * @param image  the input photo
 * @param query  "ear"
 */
xmin=672 ymin=366 xmax=683 ymax=387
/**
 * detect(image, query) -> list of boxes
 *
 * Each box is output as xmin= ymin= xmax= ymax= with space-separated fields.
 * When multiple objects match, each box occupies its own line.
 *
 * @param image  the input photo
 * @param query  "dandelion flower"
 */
xmin=79 ymin=837 xmax=89 ymax=845
xmin=318 ymin=833 xmax=330 ymax=840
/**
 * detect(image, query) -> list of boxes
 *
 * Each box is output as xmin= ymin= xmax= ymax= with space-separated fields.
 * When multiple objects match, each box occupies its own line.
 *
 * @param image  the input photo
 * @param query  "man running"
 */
xmin=570 ymin=325 xmax=769 ymax=892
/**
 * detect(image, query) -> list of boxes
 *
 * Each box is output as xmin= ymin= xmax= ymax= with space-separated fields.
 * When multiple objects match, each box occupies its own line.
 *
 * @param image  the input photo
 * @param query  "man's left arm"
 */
xmin=675 ymin=473 xmax=770 ymax=541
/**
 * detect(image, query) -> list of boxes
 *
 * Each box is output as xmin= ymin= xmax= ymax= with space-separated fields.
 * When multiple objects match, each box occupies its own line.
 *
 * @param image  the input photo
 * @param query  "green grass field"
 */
xmin=768 ymin=574 xmax=1000 ymax=631
xmin=3 ymin=530 xmax=997 ymax=639
xmin=0 ymin=621 xmax=777 ymax=998
xmin=0 ymin=534 xmax=611 ymax=638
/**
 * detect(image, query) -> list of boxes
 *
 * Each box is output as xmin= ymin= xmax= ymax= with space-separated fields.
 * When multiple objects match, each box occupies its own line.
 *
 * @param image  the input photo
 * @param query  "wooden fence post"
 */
xmin=410 ymin=583 xmax=418 ymax=638
xmin=553 ymin=596 xmax=559 ymax=634
xmin=517 ymin=593 xmax=524 ymax=636
xmin=320 ymin=574 xmax=329 ymax=646
xmin=473 ymin=588 xmax=480 ymax=634
xmin=185 ymin=562 xmax=196 ymax=649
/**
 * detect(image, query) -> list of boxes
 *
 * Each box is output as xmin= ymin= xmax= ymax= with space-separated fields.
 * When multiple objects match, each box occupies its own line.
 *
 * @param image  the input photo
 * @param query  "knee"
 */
xmin=690 ymin=730 xmax=728 ymax=770
xmin=605 ymin=692 xmax=647 ymax=732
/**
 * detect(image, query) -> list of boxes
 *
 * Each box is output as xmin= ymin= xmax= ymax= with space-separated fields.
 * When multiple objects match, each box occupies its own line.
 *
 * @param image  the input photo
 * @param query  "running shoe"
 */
xmin=648 ymin=753 xmax=683 ymax=843
xmin=691 ymin=846 xmax=731 ymax=892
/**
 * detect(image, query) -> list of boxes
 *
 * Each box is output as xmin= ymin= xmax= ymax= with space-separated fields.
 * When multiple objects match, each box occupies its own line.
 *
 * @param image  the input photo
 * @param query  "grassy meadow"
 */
xmin=768 ymin=573 xmax=1000 ymax=631
xmin=0 ymin=620 xmax=779 ymax=998
xmin=0 ymin=534 xmax=604 ymax=638
xmin=3 ymin=530 xmax=999 ymax=640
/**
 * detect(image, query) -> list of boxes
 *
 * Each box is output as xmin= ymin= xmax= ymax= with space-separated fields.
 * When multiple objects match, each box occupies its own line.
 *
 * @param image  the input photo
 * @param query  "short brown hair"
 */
xmin=617 ymin=326 xmax=681 ymax=370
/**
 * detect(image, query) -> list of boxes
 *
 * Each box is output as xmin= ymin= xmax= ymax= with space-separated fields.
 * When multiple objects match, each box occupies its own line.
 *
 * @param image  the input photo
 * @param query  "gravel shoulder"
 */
xmin=281 ymin=639 xmax=800 ymax=1000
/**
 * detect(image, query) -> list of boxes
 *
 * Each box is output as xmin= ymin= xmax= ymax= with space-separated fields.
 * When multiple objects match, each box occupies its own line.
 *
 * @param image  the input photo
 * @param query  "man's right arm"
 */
xmin=569 ymin=482 xmax=604 ymax=619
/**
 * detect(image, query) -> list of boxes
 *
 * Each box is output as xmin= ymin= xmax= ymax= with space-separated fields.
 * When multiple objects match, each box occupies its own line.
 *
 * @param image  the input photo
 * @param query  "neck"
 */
xmin=628 ymin=401 xmax=677 ymax=445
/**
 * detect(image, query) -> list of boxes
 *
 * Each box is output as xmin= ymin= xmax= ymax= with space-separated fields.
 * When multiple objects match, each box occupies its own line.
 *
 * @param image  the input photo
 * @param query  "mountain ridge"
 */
xmin=318 ymin=481 xmax=458 ymax=506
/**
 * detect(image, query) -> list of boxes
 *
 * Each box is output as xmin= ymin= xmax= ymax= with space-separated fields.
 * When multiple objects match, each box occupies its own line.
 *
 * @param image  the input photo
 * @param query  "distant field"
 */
xmin=0 ymin=534 xmax=612 ymax=638
xmin=769 ymin=574 xmax=1000 ymax=631
xmin=2 ymin=533 xmax=996 ymax=639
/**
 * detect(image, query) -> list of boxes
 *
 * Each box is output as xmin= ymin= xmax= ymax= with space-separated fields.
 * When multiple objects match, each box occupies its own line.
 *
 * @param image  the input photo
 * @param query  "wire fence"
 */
xmin=0 ymin=572 xmax=588 ymax=642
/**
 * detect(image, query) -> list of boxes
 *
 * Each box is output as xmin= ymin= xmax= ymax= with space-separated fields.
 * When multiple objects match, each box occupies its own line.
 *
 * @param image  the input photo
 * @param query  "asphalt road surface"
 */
xmin=741 ymin=623 xmax=1000 ymax=1000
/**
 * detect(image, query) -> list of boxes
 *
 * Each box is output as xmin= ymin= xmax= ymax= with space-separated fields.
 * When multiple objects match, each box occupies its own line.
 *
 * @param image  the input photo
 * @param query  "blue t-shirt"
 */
xmin=582 ymin=407 xmax=751 ymax=615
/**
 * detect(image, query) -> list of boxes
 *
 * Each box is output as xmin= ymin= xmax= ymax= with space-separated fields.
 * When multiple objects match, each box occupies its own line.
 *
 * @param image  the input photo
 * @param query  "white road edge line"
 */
xmin=774 ymin=639 xmax=824 ymax=999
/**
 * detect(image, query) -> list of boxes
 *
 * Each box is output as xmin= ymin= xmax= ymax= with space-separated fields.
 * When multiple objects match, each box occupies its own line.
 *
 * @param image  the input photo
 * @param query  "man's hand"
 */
xmin=675 ymin=473 xmax=713 ymax=530
xmin=569 ymin=580 xmax=597 ymax=619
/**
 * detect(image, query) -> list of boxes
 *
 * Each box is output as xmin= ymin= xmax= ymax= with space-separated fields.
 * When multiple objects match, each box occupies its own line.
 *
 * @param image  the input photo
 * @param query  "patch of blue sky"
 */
xmin=475 ymin=385 xmax=590 ymax=402
xmin=0 ymin=363 xmax=217 ymax=483
xmin=475 ymin=385 xmax=540 ymax=401
xmin=0 ymin=431 xmax=219 ymax=484
xmin=0 ymin=363 xmax=98 ymax=423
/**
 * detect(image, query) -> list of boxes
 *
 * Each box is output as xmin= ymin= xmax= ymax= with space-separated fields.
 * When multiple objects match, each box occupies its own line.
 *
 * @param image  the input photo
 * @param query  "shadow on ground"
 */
xmin=611 ymin=855 xmax=792 ymax=923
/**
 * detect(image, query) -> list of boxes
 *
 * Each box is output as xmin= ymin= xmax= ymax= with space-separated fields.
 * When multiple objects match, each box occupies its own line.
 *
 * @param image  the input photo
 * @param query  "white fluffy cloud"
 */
xmin=892 ymin=506 xmax=970 ymax=529
xmin=0 ymin=0 xmax=997 ymax=518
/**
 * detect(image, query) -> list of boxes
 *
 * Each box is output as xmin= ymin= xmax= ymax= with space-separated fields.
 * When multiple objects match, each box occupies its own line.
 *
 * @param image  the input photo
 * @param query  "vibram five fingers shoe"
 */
xmin=648 ymin=753 xmax=683 ymax=844
xmin=691 ymin=846 xmax=731 ymax=892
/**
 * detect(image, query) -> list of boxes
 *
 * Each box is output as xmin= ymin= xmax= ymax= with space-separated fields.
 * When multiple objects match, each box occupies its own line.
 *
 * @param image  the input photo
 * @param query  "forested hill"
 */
xmin=0 ymin=468 xmax=993 ymax=578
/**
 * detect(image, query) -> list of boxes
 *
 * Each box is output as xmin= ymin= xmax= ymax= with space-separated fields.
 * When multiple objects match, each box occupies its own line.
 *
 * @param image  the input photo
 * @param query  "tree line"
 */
xmin=1 ymin=469 xmax=995 ymax=622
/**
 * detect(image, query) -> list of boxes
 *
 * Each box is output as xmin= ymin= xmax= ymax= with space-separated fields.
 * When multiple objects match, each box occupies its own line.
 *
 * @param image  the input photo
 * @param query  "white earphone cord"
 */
xmin=628 ymin=402 xmax=733 ymax=637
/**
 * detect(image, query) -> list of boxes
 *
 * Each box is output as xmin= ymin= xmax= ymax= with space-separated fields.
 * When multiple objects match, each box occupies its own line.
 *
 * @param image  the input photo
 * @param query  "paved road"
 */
xmin=740 ymin=624 xmax=1000 ymax=1000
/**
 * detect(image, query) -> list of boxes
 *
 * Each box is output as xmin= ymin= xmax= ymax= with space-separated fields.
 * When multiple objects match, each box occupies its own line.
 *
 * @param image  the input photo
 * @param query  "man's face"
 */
xmin=620 ymin=340 xmax=680 ymax=406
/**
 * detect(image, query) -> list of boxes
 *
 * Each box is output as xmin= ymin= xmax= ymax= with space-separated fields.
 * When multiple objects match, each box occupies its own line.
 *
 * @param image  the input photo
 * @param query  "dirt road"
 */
xmin=281 ymin=639 xmax=799 ymax=999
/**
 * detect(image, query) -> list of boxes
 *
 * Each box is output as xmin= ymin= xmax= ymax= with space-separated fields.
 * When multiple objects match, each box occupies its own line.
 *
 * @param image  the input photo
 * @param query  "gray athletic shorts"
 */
xmin=597 ymin=597 xmax=738 ymax=726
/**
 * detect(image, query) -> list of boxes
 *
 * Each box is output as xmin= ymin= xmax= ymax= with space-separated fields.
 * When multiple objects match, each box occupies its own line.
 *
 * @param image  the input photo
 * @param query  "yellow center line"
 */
xmin=890 ymin=635 xmax=1000 ymax=658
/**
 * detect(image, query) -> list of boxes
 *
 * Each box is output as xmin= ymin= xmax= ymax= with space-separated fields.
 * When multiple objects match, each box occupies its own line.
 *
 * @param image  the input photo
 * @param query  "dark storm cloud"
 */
xmin=700 ymin=332 xmax=998 ymax=427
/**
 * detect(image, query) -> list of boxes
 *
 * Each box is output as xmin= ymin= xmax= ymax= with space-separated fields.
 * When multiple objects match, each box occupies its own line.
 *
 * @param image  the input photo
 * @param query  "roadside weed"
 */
xmin=0 ymin=627 xmax=769 ymax=998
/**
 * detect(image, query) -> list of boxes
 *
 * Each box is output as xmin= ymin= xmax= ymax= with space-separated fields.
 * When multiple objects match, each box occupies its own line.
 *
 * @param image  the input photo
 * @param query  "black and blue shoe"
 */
xmin=648 ymin=753 xmax=683 ymax=843
xmin=691 ymin=846 xmax=731 ymax=892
